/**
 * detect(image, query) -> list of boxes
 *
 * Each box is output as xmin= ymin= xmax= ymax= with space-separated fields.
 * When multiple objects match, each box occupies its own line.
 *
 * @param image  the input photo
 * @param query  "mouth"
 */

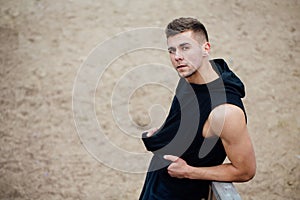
xmin=177 ymin=64 xmax=188 ymax=69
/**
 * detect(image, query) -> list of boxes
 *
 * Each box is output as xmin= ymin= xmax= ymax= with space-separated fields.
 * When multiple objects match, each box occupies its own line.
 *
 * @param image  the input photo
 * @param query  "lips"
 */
xmin=177 ymin=64 xmax=188 ymax=69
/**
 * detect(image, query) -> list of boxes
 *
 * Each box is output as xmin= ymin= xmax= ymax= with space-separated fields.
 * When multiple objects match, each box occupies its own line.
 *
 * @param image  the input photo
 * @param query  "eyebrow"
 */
xmin=179 ymin=42 xmax=191 ymax=47
xmin=168 ymin=42 xmax=191 ymax=51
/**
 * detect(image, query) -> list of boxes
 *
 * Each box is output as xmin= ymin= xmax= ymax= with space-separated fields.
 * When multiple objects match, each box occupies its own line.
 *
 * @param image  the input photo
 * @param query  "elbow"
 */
xmin=242 ymin=168 xmax=256 ymax=181
xmin=239 ymin=165 xmax=256 ymax=182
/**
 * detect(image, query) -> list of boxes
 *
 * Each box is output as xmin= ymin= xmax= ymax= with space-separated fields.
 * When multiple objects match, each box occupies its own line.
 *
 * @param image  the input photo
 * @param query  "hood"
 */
xmin=211 ymin=59 xmax=245 ymax=98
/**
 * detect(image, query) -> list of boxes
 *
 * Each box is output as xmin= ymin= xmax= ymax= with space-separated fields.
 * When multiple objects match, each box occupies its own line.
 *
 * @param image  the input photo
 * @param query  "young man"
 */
xmin=140 ymin=17 xmax=256 ymax=200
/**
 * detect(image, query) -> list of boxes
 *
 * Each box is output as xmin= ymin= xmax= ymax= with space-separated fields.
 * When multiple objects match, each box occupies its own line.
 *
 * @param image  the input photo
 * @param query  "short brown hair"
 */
xmin=165 ymin=17 xmax=209 ymax=42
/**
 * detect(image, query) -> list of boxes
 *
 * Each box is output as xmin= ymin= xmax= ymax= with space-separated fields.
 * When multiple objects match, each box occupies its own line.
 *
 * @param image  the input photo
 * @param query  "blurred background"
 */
xmin=0 ymin=0 xmax=299 ymax=199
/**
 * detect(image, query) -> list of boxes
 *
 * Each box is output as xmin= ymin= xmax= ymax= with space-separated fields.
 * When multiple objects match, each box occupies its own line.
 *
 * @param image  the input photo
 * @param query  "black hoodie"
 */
xmin=140 ymin=59 xmax=246 ymax=200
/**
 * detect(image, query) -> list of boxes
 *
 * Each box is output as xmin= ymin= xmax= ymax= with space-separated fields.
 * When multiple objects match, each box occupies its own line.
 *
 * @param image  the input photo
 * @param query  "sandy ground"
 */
xmin=0 ymin=0 xmax=299 ymax=199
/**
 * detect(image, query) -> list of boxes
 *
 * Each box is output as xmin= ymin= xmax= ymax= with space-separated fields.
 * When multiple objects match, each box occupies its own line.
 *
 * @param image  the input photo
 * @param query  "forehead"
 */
xmin=167 ymin=31 xmax=200 ymax=47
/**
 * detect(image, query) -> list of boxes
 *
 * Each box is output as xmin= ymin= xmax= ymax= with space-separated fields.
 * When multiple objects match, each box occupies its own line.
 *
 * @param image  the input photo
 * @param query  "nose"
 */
xmin=174 ymin=51 xmax=183 ymax=61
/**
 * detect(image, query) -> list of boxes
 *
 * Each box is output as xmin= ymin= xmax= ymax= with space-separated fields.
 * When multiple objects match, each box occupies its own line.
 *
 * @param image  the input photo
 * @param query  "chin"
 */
xmin=182 ymin=73 xmax=194 ymax=79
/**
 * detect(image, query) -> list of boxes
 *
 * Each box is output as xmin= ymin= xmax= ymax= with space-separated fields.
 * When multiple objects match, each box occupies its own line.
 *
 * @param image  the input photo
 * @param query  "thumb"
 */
xmin=163 ymin=155 xmax=179 ymax=162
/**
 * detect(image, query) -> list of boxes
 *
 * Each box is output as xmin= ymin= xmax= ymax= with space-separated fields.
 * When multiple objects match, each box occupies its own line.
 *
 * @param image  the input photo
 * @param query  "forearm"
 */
xmin=186 ymin=163 xmax=255 ymax=182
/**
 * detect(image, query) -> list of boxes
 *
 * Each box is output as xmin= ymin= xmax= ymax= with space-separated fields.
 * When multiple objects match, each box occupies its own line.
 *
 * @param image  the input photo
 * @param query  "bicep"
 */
xmin=222 ymin=123 xmax=255 ymax=169
xmin=215 ymin=105 xmax=256 ymax=179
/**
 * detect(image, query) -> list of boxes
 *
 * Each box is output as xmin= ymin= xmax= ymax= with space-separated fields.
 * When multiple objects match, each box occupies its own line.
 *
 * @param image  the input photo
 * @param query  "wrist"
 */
xmin=185 ymin=165 xmax=196 ymax=179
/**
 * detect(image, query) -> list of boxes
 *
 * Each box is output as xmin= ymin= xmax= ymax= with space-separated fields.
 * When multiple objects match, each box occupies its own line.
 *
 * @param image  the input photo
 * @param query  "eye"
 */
xmin=182 ymin=46 xmax=189 ymax=51
xmin=168 ymin=49 xmax=175 ymax=54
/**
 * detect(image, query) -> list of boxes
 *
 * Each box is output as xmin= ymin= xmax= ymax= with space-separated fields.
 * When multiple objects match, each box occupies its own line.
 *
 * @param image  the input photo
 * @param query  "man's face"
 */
xmin=167 ymin=31 xmax=207 ymax=79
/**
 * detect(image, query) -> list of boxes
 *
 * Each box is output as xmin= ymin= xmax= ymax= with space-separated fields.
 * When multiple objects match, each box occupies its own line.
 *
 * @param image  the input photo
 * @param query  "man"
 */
xmin=139 ymin=17 xmax=256 ymax=200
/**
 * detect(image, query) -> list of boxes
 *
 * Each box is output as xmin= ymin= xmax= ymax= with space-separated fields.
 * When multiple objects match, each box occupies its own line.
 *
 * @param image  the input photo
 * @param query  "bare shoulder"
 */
xmin=210 ymin=104 xmax=245 ymax=123
xmin=208 ymin=104 xmax=246 ymax=137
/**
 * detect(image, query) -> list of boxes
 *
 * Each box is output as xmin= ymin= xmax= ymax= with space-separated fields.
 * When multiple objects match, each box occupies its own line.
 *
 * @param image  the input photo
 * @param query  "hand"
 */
xmin=146 ymin=127 xmax=159 ymax=137
xmin=164 ymin=155 xmax=191 ymax=179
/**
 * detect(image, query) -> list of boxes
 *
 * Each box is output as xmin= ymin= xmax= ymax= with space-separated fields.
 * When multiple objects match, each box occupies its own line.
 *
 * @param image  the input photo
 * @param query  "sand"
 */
xmin=0 ymin=0 xmax=299 ymax=199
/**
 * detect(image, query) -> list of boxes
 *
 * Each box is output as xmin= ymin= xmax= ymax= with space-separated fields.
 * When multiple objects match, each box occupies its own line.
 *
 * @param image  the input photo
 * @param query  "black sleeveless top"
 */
xmin=139 ymin=59 xmax=246 ymax=200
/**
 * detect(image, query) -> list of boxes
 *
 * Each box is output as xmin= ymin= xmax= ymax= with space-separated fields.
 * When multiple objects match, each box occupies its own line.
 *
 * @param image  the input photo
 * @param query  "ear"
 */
xmin=202 ymin=42 xmax=211 ymax=57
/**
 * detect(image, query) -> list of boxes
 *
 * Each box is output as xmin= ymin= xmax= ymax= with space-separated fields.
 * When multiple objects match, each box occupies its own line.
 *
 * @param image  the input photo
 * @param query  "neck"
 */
xmin=185 ymin=60 xmax=219 ymax=84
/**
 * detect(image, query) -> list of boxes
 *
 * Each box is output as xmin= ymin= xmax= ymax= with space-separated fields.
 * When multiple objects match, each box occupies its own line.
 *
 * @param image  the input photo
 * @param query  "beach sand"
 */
xmin=0 ymin=0 xmax=299 ymax=199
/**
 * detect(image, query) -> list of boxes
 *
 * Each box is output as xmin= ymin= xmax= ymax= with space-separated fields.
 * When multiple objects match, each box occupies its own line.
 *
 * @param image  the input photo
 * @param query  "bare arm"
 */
xmin=164 ymin=104 xmax=256 ymax=182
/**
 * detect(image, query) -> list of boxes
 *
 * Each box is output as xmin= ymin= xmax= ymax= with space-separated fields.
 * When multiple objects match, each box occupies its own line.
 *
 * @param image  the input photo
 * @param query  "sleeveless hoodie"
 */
xmin=139 ymin=59 xmax=246 ymax=200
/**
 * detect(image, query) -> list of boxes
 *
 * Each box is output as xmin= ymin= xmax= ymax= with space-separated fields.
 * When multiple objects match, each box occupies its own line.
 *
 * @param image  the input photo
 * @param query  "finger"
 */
xmin=146 ymin=127 xmax=158 ymax=137
xmin=163 ymin=155 xmax=179 ymax=162
xmin=146 ymin=130 xmax=154 ymax=137
xmin=146 ymin=131 xmax=152 ymax=137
